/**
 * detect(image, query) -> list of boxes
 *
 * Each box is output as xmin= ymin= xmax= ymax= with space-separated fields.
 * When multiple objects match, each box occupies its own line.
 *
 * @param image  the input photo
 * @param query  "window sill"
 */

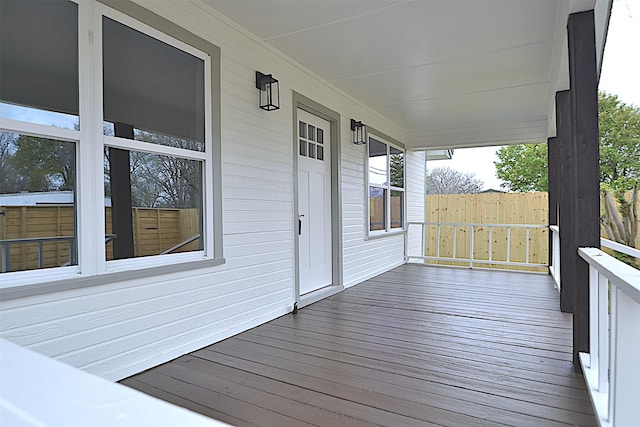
xmin=0 ymin=256 xmax=226 ymax=301
xmin=365 ymin=228 xmax=406 ymax=241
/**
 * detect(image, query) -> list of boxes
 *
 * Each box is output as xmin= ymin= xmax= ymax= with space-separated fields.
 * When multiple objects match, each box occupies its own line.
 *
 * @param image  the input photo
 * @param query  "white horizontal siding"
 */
xmin=0 ymin=0 xmax=420 ymax=381
xmin=406 ymin=151 xmax=426 ymax=256
xmin=341 ymin=138 xmax=406 ymax=287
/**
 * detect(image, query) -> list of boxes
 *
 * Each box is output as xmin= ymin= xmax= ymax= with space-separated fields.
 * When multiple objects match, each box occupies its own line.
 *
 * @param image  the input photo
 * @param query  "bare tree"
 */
xmin=426 ymin=166 xmax=483 ymax=194
xmin=602 ymin=186 xmax=638 ymax=248
xmin=0 ymin=132 xmax=22 ymax=193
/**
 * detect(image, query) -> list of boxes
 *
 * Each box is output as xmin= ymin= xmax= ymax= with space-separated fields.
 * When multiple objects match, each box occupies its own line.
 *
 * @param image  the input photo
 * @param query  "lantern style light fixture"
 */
xmin=255 ymin=71 xmax=280 ymax=111
xmin=350 ymin=119 xmax=367 ymax=145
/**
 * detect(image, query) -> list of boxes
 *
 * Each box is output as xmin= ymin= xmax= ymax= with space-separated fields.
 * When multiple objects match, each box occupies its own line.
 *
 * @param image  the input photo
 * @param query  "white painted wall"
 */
xmin=0 ymin=0 xmax=417 ymax=381
xmin=406 ymin=151 xmax=427 ymax=258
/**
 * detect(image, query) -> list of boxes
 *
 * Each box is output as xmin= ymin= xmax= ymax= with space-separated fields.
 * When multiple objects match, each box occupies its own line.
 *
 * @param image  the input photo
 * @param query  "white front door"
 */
xmin=297 ymin=109 xmax=332 ymax=295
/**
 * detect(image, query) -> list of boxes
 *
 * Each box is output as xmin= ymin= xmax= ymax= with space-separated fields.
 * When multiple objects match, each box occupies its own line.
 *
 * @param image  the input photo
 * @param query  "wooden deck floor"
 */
xmin=122 ymin=265 xmax=596 ymax=426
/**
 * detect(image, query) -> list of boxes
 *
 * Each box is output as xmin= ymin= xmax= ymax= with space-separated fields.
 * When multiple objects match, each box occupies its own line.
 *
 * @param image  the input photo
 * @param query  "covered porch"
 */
xmin=2 ymin=0 xmax=635 ymax=425
xmin=123 ymin=265 xmax=596 ymax=426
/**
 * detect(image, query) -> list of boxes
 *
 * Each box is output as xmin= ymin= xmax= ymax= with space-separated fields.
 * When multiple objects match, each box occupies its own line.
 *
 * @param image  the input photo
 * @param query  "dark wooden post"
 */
xmin=110 ymin=122 xmax=135 ymax=259
xmin=547 ymin=136 xmax=558 ymax=267
xmin=556 ymin=90 xmax=575 ymax=314
xmin=567 ymin=10 xmax=600 ymax=371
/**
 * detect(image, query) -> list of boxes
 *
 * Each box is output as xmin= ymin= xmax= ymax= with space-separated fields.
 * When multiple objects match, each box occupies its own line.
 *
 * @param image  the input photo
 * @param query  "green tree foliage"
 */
xmin=494 ymin=92 xmax=639 ymax=193
xmin=598 ymin=92 xmax=640 ymax=191
xmin=0 ymin=132 xmax=27 ymax=193
xmin=494 ymin=143 xmax=548 ymax=192
xmin=390 ymin=152 xmax=404 ymax=188
xmin=0 ymin=132 xmax=74 ymax=193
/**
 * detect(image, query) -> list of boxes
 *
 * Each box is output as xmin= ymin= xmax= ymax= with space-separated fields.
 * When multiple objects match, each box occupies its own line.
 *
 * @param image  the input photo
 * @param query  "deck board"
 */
xmin=122 ymin=265 xmax=596 ymax=426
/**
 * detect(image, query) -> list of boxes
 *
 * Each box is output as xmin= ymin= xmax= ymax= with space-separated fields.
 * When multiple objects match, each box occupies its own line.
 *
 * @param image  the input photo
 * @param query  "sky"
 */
xmin=429 ymin=0 xmax=640 ymax=191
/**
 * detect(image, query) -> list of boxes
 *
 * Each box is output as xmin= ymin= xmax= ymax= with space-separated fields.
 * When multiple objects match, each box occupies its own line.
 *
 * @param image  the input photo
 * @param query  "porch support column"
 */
xmin=556 ymin=90 xmax=574 ymax=314
xmin=567 ymin=9 xmax=600 ymax=371
xmin=110 ymin=122 xmax=135 ymax=260
xmin=547 ymin=136 xmax=558 ymax=267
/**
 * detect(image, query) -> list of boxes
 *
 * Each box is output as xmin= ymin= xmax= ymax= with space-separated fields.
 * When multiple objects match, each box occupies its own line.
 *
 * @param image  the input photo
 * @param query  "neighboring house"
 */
xmin=0 ymin=191 xmax=112 ymax=206
xmin=479 ymin=188 xmax=506 ymax=194
xmin=0 ymin=0 xmax=610 ymax=403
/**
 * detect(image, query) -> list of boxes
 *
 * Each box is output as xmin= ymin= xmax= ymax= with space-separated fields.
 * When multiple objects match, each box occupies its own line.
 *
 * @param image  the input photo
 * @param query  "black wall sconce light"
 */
xmin=351 ymin=119 xmax=367 ymax=145
xmin=255 ymin=71 xmax=280 ymax=111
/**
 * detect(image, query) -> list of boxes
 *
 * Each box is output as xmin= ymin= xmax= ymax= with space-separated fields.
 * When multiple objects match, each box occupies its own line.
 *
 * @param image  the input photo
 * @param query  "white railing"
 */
xmin=550 ymin=225 xmax=561 ymax=289
xmin=406 ymin=222 xmax=548 ymax=270
xmin=578 ymin=248 xmax=640 ymax=427
xmin=545 ymin=228 xmax=639 ymax=293
xmin=0 ymin=339 xmax=228 ymax=427
xmin=600 ymin=238 xmax=640 ymax=259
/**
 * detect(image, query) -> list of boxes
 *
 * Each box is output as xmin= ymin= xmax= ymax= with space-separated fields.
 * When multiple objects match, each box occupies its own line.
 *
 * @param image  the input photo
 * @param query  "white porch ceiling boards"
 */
xmin=204 ymin=0 xmax=604 ymax=150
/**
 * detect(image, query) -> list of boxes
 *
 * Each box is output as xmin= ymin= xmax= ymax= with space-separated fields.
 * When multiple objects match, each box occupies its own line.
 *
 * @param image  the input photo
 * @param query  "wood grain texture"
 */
xmin=123 ymin=265 xmax=596 ymax=426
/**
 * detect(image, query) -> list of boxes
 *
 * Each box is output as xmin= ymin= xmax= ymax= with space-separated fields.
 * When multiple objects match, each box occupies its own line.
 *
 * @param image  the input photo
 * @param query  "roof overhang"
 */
xmin=204 ymin=0 xmax=611 ymax=150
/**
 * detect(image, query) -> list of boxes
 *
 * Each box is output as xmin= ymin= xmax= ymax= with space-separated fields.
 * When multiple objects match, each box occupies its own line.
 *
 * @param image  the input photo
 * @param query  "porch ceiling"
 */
xmin=204 ymin=0 xmax=606 ymax=150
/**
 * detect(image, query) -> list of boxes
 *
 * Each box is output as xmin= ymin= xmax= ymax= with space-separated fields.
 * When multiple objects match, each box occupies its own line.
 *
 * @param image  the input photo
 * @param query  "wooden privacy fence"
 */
xmin=370 ymin=195 xmax=403 ymax=230
xmin=425 ymin=192 xmax=549 ymax=272
xmin=0 ymin=205 xmax=200 ymax=272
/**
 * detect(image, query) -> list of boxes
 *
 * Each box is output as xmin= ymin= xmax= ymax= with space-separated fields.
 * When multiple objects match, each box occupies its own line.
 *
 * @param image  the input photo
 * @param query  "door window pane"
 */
xmin=0 ymin=131 xmax=77 ymax=272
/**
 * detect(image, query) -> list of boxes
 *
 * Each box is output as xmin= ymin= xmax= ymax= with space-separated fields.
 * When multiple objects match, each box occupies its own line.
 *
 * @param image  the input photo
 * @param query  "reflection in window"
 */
xmin=390 ymin=190 xmax=404 ymax=229
xmin=102 ymin=14 xmax=207 ymax=261
xmin=367 ymin=135 xmax=405 ymax=233
xmin=0 ymin=131 xmax=77 ymax=272
xmin=102 ymin=16 xmax=205 ymax=150
xmin=0 ymin=0 xmax=79 ymax=130
xmin=104 ymin=149 xmax=203 ymax=260
xmin=369 ymin=187 xmax=386 ymax=231
xmin=368 ymin=137 xmax=388 ymax=186
xmin=390 ymin=146 xmax=404 ymax=188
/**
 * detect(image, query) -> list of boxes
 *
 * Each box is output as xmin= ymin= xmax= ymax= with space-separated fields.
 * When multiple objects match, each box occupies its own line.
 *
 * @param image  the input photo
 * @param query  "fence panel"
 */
xmin=426 ymin=192 xmax=549 ymax=272
xmin=1 ymin=205 xmax=200 ymax=272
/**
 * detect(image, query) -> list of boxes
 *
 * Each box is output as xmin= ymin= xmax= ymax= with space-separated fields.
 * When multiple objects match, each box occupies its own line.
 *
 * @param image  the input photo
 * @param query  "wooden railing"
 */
xmin=0 ymin=236 xmax=76 ymax=273
xmin=578 ymin=247 xmax=640 ymax=427
xmin=406 ymin=221 xmax=548 ymax=270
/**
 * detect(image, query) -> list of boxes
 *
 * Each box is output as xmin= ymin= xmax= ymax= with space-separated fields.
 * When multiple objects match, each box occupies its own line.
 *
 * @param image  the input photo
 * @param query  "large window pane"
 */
xmin=390 ymin=190 xmax=404 ymax=229
xmin=0 ymin=0 xmax=79 ymax=130
xmin=369 ymin=187 xmax=386 ymax=232
xmin=104 ymin=150 xmax=203 ymax=260
xmin=0 ymin=131 xmax=77 ymax=272
xmin=390 ymin=146 xmax=404 ymax=188
xmin=367 ymin=134 xmax=405 ymax=233
xmin=102 ymin=17 xmax=205 ymax=150
xmin=368 ymin=137 xmax=387 ymax=186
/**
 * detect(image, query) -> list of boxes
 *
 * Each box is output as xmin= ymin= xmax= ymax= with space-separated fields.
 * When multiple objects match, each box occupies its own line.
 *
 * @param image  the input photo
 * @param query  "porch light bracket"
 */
xmin=255 ymin=71 xmax=280 ymax=111
xmin=351 ymin=119 xmax=367 ymax=145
